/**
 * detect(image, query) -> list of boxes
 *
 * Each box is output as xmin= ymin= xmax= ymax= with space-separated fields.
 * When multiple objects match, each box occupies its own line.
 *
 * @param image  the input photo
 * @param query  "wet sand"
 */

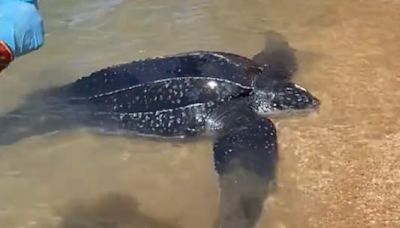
xmin=0 ymin=0 xmax=399 ymax=227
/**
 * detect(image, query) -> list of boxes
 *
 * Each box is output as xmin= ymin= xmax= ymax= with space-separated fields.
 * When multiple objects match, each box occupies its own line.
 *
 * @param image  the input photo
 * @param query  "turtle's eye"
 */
xmin=271 ymin=82 xmax=319 ymax=111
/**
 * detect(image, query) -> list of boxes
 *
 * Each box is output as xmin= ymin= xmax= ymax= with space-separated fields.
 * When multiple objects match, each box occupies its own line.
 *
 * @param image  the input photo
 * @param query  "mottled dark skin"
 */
xmin=61 ymin=51 xmax=260 ymax=99
xmin=0 ymin=31 xmax=319 ymax=228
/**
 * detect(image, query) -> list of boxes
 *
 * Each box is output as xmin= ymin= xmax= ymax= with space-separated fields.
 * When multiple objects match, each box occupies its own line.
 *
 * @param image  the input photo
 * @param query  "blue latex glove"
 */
xmin=0 ymin=0 xmax=44 ymax=58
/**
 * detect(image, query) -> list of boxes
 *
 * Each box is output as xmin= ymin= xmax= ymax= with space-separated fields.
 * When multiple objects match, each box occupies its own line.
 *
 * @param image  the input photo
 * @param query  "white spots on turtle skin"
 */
xmin=269 ymin=129 xmax=275 ymax=137
xmin=262 ymin=123 xmax=277 ymax=152
xmin=195 ymin=114 xmax=205 ymax=124
xmin=167 ymin=120 xmax=173 ymax=128
xmin=223 ymin=148 xmax=233 ymax=156
xmin=119 ymin=113 xmax=127 ymax=121
xmin=104 ymin=103 xmax=208 ymax=137
xmin=206 ymin=101 xmax=216 ymax=108
xmin=296 ymin=96 xmax=303 ymax=103
xmin=132 ymin=112 xmax=142 ymax=119
xmin=193 ymin=106 xmax=208 ymax=126
xmin=265 ymin=141 xmax=276 ymax=152
xmin=284 ymin=87 xmax=294 ymax=95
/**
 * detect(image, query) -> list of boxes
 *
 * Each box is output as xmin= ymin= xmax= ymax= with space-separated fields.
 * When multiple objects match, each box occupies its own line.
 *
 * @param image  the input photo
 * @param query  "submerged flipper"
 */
xmin=252 ymin=30 xmax=297 ymax=81
xmin=0 ymin=111 xmax=60 ymax=145
xmin=211 ymin=106 xmax=278 ymax=228
xmin=0 ymin=95 xmax=78 ymax=146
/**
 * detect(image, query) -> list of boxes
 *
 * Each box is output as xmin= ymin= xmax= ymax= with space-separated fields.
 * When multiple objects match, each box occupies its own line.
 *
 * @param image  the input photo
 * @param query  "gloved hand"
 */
xmin=0 ymin=0 xmax=44 ymax=71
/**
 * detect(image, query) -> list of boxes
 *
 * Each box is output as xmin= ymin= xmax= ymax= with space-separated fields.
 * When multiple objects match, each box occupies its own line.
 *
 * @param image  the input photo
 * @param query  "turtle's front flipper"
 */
xmin=252 ymin=30 xmax=297 ymax=81
xmin=211 ymin=107 xmax=278 ymax=228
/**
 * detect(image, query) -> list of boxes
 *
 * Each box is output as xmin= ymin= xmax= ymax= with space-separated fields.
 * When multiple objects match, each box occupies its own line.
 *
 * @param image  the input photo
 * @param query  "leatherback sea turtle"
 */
xmin=0 ymin=31 xmax=319 ymax=228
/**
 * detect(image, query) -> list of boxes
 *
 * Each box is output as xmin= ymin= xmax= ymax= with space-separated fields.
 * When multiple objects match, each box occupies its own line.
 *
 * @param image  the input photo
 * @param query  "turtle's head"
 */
xmin=254 ymin=81 xmax=319 ymax=117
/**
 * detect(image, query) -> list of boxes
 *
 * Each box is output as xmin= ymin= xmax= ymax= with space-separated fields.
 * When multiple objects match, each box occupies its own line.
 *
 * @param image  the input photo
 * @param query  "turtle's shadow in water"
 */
xmin=58 ymin=192 xmax=181 ymax=228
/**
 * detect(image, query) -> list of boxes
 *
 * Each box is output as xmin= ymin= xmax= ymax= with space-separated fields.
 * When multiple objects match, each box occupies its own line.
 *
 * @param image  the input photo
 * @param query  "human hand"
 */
xmin=0 ymin=0 xmax=44 ymax=71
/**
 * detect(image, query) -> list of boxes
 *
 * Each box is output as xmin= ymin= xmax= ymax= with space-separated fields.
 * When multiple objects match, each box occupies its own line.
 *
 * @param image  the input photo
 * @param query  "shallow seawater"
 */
xmin=0 ymin=0 xmax=399 ymax=227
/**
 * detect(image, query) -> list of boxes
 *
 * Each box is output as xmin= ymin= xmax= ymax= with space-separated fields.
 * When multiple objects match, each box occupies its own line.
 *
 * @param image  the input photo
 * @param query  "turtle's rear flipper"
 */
xmin=0 ymin=99 xmax=77 ymax=146
xmin=252 ymin=30 xmax=297 ymax=81
xmin=212 ymin=107 xmax=278 ymax=228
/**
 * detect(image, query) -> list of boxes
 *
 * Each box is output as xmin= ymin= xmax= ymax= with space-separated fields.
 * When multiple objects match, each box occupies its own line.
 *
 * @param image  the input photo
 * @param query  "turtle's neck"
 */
xmin=205 ymin=96 xmax=256 ymax=135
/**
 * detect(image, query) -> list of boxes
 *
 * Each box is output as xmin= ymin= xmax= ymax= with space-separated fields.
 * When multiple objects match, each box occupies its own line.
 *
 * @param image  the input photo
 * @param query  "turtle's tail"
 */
xmin=0 ymin=96 xmax=76 ymax=146
xmin=252 ymin=30 xmax=298 ymax=81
